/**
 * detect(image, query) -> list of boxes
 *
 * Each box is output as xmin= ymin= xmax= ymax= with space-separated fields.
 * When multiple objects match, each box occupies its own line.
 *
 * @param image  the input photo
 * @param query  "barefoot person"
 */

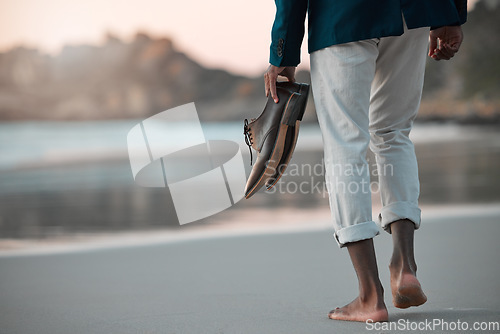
xmin=265 ymin=1 xmax=466 ymax=322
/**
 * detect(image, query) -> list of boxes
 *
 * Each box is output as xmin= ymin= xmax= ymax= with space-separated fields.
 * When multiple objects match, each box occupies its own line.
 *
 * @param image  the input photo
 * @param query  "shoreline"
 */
xmin=2 ymin=122 xmax=499 ymax=171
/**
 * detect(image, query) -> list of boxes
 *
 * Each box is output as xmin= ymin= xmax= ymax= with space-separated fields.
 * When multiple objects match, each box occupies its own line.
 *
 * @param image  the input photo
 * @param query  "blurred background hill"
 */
xmin=0 ymin=0 xmax=498 ymax=124
xmin=0 ymin=32 xmax=265 ymax=122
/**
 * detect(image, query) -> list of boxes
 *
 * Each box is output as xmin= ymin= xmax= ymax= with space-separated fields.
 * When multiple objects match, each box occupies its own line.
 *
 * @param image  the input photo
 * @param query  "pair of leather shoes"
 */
xmin=243 ymin=81 xmax=310 ymax=199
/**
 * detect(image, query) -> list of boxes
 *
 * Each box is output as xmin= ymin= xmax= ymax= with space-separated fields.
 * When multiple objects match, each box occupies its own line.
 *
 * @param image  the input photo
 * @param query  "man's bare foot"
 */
xmin=330 ymin=238 xmax=388 ymax=322
xmin=390 ymin=270 xmax=427 ymax=309
xmin=328 ymin=296 xmax=388 ymax=322
xmin=389 ymin=219 xmax=427 ymax=309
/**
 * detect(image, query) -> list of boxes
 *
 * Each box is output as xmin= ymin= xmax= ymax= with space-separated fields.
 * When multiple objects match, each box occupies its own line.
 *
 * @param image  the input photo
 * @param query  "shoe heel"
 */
xmin=282 ymin=93 xmax=302 ymax=126
xmin=282 ymin=84 xmax=310 ymax=126
xmin=295 ymin=84 xmax=310 ymax=121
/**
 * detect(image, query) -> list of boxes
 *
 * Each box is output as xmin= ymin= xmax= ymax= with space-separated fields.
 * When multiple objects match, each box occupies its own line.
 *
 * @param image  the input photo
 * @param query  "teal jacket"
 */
xmin=270 ymin=0 xmax=467 ymax=67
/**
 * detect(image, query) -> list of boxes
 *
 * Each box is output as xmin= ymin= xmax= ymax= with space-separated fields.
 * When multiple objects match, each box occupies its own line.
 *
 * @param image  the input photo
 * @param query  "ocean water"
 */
xmin=0 ymin=121 xmax=499 ymax=238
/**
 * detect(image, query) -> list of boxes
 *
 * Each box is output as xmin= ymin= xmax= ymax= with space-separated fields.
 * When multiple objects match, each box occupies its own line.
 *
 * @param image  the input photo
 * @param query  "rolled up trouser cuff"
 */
xmin=379 ymin=201 xmax=421 ymax=233
xmin=334 ymin=220 xmax=380 ymax=248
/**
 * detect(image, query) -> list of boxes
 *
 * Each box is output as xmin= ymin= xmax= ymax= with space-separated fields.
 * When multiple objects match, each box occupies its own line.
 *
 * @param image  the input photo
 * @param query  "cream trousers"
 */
xmin=310 ymin=23 xmax=430 ymax=247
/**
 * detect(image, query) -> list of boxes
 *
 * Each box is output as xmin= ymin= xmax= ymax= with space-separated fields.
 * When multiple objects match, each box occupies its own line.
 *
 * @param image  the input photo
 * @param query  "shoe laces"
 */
xmin=243 ymin=118 xmax=254 ymax=165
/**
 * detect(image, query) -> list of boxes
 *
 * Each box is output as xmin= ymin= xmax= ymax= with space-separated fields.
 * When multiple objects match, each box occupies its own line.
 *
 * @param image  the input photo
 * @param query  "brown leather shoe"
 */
xmin=265 ymin=83 xmax=309 ymax=190
xmin=243 ymin=82 xmax=310 ymax=199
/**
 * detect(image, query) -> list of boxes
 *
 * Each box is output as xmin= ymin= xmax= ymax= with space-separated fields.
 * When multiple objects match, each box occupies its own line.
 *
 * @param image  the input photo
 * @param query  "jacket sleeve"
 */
xmin=454 ymin=0 xmax=467 ymax=25
xmin=269 ymin=0 xmax=308 ymax=67
xmin=431 ymin=0 xmax=467 ymax=30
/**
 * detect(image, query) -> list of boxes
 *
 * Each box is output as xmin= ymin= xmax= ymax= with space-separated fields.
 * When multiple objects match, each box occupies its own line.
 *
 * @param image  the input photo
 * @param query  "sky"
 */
xmin=0 ymin=0 xmax=479 ymax=77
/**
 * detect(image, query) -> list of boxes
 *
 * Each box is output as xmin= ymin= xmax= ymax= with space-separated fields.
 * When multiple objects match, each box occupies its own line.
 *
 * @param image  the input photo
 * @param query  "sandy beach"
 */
xmin=1 ymin=205 xmax=499 ymax=334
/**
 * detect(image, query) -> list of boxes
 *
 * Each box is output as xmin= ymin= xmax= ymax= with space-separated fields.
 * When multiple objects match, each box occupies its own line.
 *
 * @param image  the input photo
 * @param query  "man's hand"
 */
xmin=429 ymin=26 xmax=463 ymax=61
xmin=264 ymin=65 xmax=296 ymax=103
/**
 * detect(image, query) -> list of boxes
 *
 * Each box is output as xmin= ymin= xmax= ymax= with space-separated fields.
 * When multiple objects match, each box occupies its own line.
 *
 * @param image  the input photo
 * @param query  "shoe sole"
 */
xmin=244 ymin=92 xmax=301 ymax=199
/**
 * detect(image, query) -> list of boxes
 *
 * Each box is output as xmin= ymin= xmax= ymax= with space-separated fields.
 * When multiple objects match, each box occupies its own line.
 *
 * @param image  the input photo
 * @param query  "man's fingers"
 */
xmin=439 ymin=46 xmax=454 ymax=59
xmin=434 ymin=51 xmax=447 ymax=60
xmin=434 ymin=49 xmax=451 ymax=60
xmin=263 ymin=66 xmax=279 ymax=102
xmin=431 ymin=49 xmax=444 ymax=60
xmin=429 ymin=35 xmax=438 ymax=57
xmin=269 ymin=79 xmax=278 ymax=103
xmin=284 ymin=69 xmax=296 ymax=83
xmin=267 ymin=68 xmax=279 ymax=103
xmin=441 ymin=43 xmax=460 ymax=59
xmin=429 ymin=26 xmax=463 ymax=61
xmin=264 ymin=65 xmax=296 ymax=103
xmin=264 ymin=74 xmax=270 ymax=97
xmin=446 ymin=42 xmax=460 ymax=54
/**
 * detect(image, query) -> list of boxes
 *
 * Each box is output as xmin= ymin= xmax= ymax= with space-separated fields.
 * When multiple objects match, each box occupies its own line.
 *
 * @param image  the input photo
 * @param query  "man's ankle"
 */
xmin=390 ymin=259 xmax=417 ymax=276
xmin=359 ymin=282 xmax=384 ymax=301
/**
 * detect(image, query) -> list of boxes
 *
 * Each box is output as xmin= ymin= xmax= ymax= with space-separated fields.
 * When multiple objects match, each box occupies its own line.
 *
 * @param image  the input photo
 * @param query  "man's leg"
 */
xmin=389 ymin=219 xmax=427 ymax=308
xmin=328 ymin=238 xmax=388 ymax=322
xmin=310 ymin=39 xmax=387 ymax=322
xmin=368 ymin=24 xmax=430 ymax=308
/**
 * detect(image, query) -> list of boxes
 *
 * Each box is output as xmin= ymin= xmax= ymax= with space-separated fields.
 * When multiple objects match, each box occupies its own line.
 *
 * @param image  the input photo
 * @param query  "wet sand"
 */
xmin=1 ymin=206 xmax=499 ymax=334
